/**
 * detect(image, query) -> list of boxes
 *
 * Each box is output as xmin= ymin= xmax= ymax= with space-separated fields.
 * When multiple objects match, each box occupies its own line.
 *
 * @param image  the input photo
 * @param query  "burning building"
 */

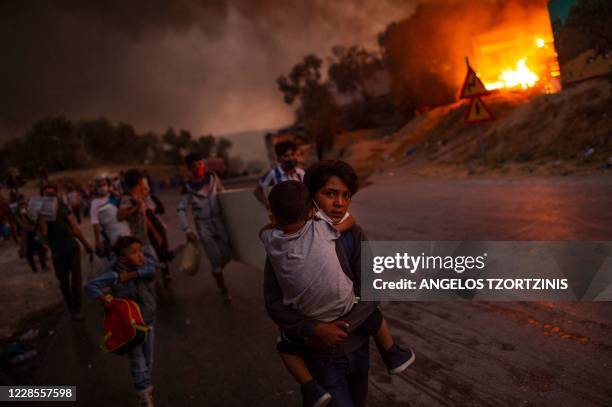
xmin=471 ymin=27 xmax=561 ymax=93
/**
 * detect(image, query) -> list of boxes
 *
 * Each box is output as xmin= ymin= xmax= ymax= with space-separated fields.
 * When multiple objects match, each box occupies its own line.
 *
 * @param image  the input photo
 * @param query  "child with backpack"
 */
xmin=85 ymin=236 xmax=157 ymax=407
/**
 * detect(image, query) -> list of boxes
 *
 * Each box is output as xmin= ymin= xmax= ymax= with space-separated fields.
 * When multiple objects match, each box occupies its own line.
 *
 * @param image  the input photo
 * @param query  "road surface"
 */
xmin=11 ymin=174 xmax=612 ymax=406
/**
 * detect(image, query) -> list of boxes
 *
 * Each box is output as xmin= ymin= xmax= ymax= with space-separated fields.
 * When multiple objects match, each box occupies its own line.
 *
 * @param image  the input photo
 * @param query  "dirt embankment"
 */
xmin=330 ymin=79 xmax=612 ymax=178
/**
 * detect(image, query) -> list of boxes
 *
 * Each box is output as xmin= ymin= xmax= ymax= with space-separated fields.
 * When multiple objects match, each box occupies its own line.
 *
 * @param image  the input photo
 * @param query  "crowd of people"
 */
xmin=1 ymin=140 xmax=415 ymax=407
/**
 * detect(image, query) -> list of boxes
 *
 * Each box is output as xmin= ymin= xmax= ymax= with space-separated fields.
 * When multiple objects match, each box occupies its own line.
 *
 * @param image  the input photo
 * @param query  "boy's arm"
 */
xmin=176 ymin=189 xmax=194 ymax=238
xmin=254 ymin=171 xmax=272 ymax=211
xmin=67 ymin=213 xmax=94 ymax=254
xmin=331 ymin=213 xmax=356 ymax=233
xmin=84 ymin=271 xmax=118 ymax=300
xmin=117 ymin=196 xmax=141 ymax=221
xmin=253 ymin=186 xmax=270 ymax=211
xmin=215 ymin=175 xmax=225 ymax=192
xmin=136 ymin=253 xmax=157 ymax=279
xmin=258 ymin=218 xmax=277 ymax=239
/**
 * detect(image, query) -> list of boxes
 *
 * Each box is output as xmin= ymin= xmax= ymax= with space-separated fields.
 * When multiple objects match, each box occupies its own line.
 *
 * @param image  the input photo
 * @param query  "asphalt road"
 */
xmin=23 ymin=174 xmax=612 ymax=406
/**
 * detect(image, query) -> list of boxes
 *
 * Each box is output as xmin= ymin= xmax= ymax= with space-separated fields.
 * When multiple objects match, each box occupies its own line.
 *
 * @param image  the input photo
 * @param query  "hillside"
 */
xmin=333 ymin=78 xmax=612 ymax=178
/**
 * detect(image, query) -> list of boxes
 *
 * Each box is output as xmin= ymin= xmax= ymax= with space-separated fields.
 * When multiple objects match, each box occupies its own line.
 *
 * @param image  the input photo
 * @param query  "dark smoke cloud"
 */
xmin=0 ymin=0 xmax=415 ymax=139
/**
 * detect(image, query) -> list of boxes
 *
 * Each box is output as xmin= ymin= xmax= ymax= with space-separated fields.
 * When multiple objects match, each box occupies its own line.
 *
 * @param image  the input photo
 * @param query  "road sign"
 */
xmin=460 ymin=65 xmax=490 ymax=98
xmin=464 ymin=97 xmax=495 ymax=124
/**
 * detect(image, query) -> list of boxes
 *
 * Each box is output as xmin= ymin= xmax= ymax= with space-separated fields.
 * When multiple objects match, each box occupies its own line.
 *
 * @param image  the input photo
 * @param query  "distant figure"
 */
xmin=66 ymin=183 xmax=82 ymax=224
xmin=90 ymin=176 xmax=131 ymax=257
xmin=15 ymin=199 xmax=48 ymax=272
xmin=38 ymin=184 xmax=94 ymax=320
xmin=254 ymin=140 xmax=305 ymax=211
xmin=144 ymin=186 xmax=173 ymax=285
xmin=177 ymin=153 xmax=232 ymax=301
xmin=117 ymin=169 xmax=160 ymax=261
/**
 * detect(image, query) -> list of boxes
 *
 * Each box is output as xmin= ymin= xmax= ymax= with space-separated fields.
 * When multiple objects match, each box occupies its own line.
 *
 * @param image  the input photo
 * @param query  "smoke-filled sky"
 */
xmin=0 ymin=0 xmax=417 ymax=139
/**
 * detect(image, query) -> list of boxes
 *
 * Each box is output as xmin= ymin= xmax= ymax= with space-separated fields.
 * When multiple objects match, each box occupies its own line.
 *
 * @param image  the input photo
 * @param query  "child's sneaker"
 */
xmin=301 ymin=380 xmax=331 ymax=407
xmin=138 ymin=386 xmax=154 ymax=407
xmin=381 ymin=344 xmax=415 ymax=375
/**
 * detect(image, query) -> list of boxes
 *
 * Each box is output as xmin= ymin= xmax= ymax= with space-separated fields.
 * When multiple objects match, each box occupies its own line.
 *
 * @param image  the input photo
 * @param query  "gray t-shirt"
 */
xmin=261 ymin=219 xmax=354 ymax=322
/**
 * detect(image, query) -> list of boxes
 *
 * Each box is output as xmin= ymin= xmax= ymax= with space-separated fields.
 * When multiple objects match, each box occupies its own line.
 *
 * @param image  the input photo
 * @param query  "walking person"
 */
xmin=15 ymin=198 xmax=48 ymax=272
xmin=144 ymin=189 xmax=173 ymax=285
xmin=177 ymin=153 xmax=232 ymax=301
xmin=117 ymin=169 xmax=161 ymax=261
xmin=254 ymin=140 xmax=305 ymax=210
xmin=85 ymin=236 xmax=158 ymax=407
xmin=90 ymin=176 xmax=131 ymax=258
xmin=38 ymin=184 xmax=94 ymax=320
xmin=264 ymin=160 xmax=410 ymax=406
xmin=66 ymin=182 xmax=82 ymax=224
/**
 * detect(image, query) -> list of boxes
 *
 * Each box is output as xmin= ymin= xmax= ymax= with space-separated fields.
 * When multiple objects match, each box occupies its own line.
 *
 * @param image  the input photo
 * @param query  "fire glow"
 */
xmin=472 ymin=24 xmax=561 ymax=94
xmin=484 ymin=58 xmax=539 ymax=90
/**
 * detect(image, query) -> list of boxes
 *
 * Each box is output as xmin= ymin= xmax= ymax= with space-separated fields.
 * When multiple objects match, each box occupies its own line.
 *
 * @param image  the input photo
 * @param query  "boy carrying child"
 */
xmin=260 ymin=181 xmax=415 ymax=407
xmin=85 ymin=236 xmax=157 ymax=407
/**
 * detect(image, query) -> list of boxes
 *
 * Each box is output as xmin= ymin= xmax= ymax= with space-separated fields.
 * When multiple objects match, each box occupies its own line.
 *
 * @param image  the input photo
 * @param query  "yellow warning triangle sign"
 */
xmin=464 ymin=97 xmax=495 ymax=124
xmin=460 ymin=65 xmax=490 ymax=98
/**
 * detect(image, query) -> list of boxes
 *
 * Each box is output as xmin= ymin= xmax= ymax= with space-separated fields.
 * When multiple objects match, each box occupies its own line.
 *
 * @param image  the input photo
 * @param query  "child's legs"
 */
xmin=375 ymin=318 xmax=394 ymax=351
xmin=277 ymin=335 xmax=314 ymax=385
xmin=198 ymin=219 xmax=232 ymax=272
xmin=69 ymin=248 xmax=82 ymax=313
xmin=127 ymin=328 xmax=154 ymax=391
xmin=357 ymin=308 xmax=394 ymax=351
xmin=279 ymin=352 xmax=313 ymax=385
xmin=143 ymin=326 xmax=154 ymax=373
xmin=25 ymin=237 xmax=37 ymax=271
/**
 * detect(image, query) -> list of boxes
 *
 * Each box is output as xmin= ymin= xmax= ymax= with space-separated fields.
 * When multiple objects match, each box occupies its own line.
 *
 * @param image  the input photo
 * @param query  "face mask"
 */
xmin=96 ymin=186 xmax=109 ymax=196
xmin=313 ymin=200 xmax=349 ymax=225
xmin=194 ymin=167 xmax=206 ymax=179
xmin=282 ymin=159 xmax=296 ymax=170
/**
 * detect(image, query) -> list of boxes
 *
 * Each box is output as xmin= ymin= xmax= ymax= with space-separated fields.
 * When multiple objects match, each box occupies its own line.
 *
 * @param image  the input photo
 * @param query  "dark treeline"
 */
xmin=0 ymin=116 xmax=231 ymax=177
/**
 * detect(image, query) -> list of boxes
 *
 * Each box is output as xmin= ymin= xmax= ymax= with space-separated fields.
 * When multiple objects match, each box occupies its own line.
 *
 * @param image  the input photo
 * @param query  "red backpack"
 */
xmin=102 ymin=298 xmax=149 ymax=354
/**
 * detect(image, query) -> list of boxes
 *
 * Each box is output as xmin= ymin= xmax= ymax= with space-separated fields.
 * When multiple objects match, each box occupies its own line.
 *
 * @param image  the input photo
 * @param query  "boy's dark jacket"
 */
xmin=263 ymin=224 xmax=379 ymax=359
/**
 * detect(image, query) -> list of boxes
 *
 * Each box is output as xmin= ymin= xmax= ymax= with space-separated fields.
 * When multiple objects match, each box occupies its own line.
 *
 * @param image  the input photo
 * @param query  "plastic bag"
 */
xmin=179 ymin=241 xmax=201 ymax=276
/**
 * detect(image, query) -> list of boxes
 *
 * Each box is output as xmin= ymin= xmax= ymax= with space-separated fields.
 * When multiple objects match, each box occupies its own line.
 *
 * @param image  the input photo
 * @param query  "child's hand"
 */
xmin=333 ymin=213 xmax=355 ymax=232
xmin=312 ymin=320 xmax=349 ymax=348
xmin=99 ymin=294 xmax=113 ymax=312
xmin=118 ymin=271 xmax=137 ymax=283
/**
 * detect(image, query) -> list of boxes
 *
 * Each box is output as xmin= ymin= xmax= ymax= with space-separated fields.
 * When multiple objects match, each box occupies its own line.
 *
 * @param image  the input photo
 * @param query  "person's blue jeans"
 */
xmin=305 ymin=340 xmax=370 ymax=407
xmin=127 ymin=325 xmax=155 ymax=391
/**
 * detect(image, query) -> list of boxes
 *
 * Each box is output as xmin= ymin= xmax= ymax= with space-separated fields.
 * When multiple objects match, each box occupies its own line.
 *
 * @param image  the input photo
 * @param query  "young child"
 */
xmin=85 ymin=236 xmax=157 ymax=407
xmin=254 ymin=140 xmax=305 ymax=211
xmin=260 ymin=181 xmax=415 ymax=407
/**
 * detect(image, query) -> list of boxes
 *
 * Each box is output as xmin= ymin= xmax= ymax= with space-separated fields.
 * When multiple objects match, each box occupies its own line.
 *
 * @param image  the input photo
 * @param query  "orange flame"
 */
xmin=484 ymin=58 xmax=539 ymax=90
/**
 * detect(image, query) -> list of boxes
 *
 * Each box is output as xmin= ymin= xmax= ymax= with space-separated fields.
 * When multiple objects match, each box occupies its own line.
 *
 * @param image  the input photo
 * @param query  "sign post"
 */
xmin=460 ymin=58 xmax=495 ymax=159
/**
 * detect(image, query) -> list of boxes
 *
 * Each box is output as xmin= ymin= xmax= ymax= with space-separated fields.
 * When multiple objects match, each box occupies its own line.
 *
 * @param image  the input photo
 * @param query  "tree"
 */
xmin=22 ymin=116 xmax=85 ymax=172
xmin=162 ymin=128 xmax=194 ymax=164
xmin=328 ymin=45 xmax=384 ymax=102
xmin=195 ymin=134 xmax=216 ymax=158
xmin=215 ymin=137 xmax=232 ymax=165
xmin=78 ymin=117 xmax=115 ymax=164
xmin=277 ymin=54 xmax=339 ymax=158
